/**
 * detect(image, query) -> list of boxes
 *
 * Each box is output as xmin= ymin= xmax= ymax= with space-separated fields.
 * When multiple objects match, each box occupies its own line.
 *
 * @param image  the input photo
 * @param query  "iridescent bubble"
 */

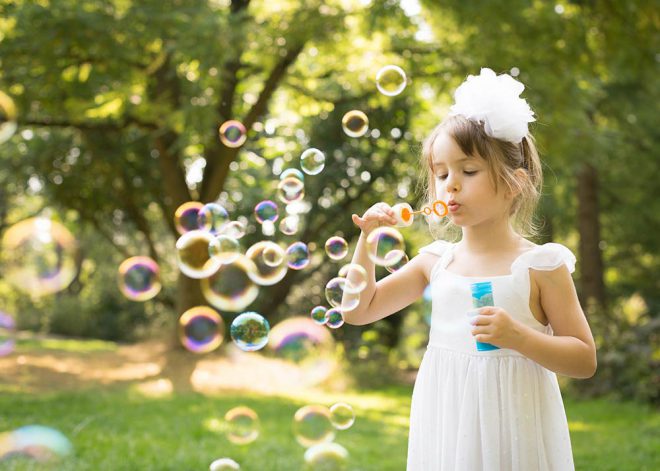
xmin=209 ymin=234 xmax=241 ymax=264
xmin=174 ymin=202 xmax=203 ymax=235
xmin=300 ymin=148 xmax=325 ymax=175
xmin=385 ymin=251 xmax=409 ymax=273
xmin=0 ymin=90 xmax=17 ymax=144
xmin=280 ymin=168 xmax=305 ymax=182
xmin=341 ymin=110 xmax=369 ymax=138
xmin=324 ymin=236 xmax=348 ymax=261
xmin=209 ymin=458 xmax=240 ymax=471
xmin=310 ymin=306 xmax=328 ymax=325
xmin=176 ymin=230 xmax=222 ymax=279
xmin=219 ymin=120 xmax=247 ymax=148
xmin=198 ymin=203 xmax=230 ymax=235
xmin=365 ymin=227 xmax=405 ymax=267
xmin=325 ymin=308 xmax=344 ymax=329
xmin=0 ymin=425 xmax=73 ymax=462
xmin=293 ymin=405 xmax=335 ymax=448
xmin=337 ymin=264 xmax=368 ymax=294
xmin=376 ymin=65 xmax=407 ymax=97
xmin=220 ymin=220 xmax=247 ymax=239
xmin=117 ymin=256 xmax=161 ymax=302
xmin=261 ymin=241 xmax=285 ymax=267
xmin=246 ymin=241 xmax=288 ymax=286
xmin=329 ymin=403 xmax=355 ymax=430
xmin=225 ymin=406 xmax=259 ymax=445
xmin=1 ymin=217 xmax=77 ymax=297
xmin=178 ymin=306 xmax=225 ymax=354
xmin=0 ymin=312 xmax=16 ymax=357
xmin=325 ymin=278 xmax=359 ymax=311
xmin=201 ymin=255 xmax=259 ymax=312
xmin=286 ymin=242 xmax=310 ymax=270
xmin=279 ymin=216 xmax=299 ymax=235
xmin=304 ymin=442 xmax=348 ymax=471
xmin=268 ymin=316 xmax=333 ymax=363
xmin=277 ymin=177 xmax=305 ymax=204
xmin=254 ymin=200 xmax=279 ymax=224
xmin=230 ymin=312 xmax=270 ymax=352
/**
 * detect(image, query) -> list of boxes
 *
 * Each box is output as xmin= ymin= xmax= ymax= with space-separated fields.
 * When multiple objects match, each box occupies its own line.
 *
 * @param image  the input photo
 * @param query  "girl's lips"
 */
xmin=448 ymin=202 xmax=461 ymax=212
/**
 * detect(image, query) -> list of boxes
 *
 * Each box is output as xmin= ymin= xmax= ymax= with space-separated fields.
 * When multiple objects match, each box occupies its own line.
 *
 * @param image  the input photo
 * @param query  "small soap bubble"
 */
xmin=376 ymin=65 xmax=407 ymax=97
xmin=117 ymin=256 xmax=161 ymax=301
xmin=209 ymin=458 xmax=240 ymax=471
xmin=178 ymin=306 xmax=225 ymax=353
xmin=300 ymin=148 xmax=325 ymax=175
xmin=385 ymin=251 xmax=409 ymax=273
xmin=1 ymin=217 xmax=78 ymax=297
xmin=341 ymin=110 xmax=369 ymax=138
xmin=365 ymin=227 xmax=405 ymax=267
xmin=254 ymin=200 xmax=279 ymax=224
xmin=0 ymin=90 xmax=18 ymax=144
xmin=230 ymin=311 xmax=270 ymax=352
xmin=208 ymin=234 xmax=241 ymax=264
xmin=198 ymin=203 xmax=230 ymax=235
xmin=310 ymin=306 xmax=328 ymax=325
xmin=280 ymin=168 xmax=305 ymax=182
xmin=293 ymin=405 xmax=335 ymax=448
xmin=261 ymin=241 xmax=285 ymax=267
xmin=279 ymin=215 xmax=299 ymax=235
xmin=337 ymin=263 xmax=368 ymax=294
xmin=225 ymin=406 xmax=259 ymax=445
xmin=0 ymin=312 xmax=16 ymax=357
xmin=220 ymin=220 xmax=247 ymax=239
xmin=246 ymin=241 xmax=288 ymax=286
xmin=304 ymin=442 xmax=348 ymax=471
xmin=325 ymin=278 xmax=359 ymax=311
xmin=277 ymin=177 xmax=305 ymax=204
xmin=176 ymin=230 xmax=222 ymax=279
xmin=329 ymin=402 xmax=355 ymax=430
xmin=219 ymin=120 xmax=247 ymax=148
xmin=174 ymin=202 xmax=203 ymax=235
xmin=201 ymin=255 xmax=259 ymax=311
xmin=325 ymin=236 xmax=348 ymax=261
xmin=325 ymin=308 xmax=344 ymax=329
xmin=286 ymin=242 xmax=310 ymax=270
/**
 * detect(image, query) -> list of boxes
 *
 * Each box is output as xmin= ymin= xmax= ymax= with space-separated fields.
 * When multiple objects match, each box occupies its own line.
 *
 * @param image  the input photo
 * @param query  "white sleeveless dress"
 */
xmin=407 ymin=241 xmax=576 ymax=471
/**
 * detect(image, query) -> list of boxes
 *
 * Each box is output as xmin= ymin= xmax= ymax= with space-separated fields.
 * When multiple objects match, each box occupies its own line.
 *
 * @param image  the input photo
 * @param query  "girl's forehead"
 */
xmin=431 ymin=133 xmax=476 ymax=166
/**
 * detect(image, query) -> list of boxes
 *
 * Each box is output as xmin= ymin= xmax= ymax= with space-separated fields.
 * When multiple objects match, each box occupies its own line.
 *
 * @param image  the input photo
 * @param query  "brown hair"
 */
xmin=419 ymin=115 xmax=543 ymax=240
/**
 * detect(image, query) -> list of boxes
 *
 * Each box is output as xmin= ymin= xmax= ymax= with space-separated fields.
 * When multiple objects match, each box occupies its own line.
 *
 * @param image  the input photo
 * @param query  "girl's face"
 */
xmin=431 ymin=132 xmax=513 ymax=228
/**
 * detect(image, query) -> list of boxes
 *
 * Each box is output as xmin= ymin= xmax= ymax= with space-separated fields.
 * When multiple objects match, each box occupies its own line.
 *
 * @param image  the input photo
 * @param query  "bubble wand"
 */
xmin=391 ymin=200 xmax=448 ymax=227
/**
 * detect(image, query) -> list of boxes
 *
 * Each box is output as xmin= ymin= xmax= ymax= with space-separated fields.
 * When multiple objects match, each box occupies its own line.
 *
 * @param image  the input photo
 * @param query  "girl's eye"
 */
xmin=437 ymin=175 xmax=448 ymax=180
xmin=464 ymin=170 xmax=478 ymax=176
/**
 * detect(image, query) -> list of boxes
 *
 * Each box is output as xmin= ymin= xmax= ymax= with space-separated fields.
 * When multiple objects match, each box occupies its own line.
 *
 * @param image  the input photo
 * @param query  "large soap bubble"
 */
xmin=293 ymin=405 xmax=335 ymax=448
xmin=201 ymin=255 xmax=259 ymax=312
xmin=178 ymin=306 xmax=225 ymax=354
xmin=341 ymin=110 xmax=369 ymax=138
xmin=376 ymin=65 xmax=407 ymax=97
xmin=230 ymin=311 xmax=270 ymax=352
xmin=117 ymin=256 xmax=161 ymax=301
xmin=365 ymin=226 xmax=405 ymax=267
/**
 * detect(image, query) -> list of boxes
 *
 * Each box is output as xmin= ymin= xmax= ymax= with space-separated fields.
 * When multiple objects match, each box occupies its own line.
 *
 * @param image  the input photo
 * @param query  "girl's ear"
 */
xmin=506 ymin=168 xmax=528 ymax=199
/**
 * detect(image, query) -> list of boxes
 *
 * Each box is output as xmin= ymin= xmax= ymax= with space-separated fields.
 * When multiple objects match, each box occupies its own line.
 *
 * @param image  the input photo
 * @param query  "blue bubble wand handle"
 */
xmin=470 ymin=281 xmax=500 ymax=352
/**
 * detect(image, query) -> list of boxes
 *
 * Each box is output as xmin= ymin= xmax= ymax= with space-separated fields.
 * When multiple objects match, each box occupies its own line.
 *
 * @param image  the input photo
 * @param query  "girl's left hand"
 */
xmin=470 ymin=307 xmax=528 ymax=350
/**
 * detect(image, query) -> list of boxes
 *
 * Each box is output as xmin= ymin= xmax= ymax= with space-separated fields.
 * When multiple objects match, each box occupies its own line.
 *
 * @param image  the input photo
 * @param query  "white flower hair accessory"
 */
xmin=449 ymin=68 xmax=535 ymax=144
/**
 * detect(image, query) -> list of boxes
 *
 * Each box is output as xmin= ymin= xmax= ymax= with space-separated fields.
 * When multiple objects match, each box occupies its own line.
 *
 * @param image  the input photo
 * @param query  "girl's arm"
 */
xmin=514 ymin=265 xmax=597 ymax=378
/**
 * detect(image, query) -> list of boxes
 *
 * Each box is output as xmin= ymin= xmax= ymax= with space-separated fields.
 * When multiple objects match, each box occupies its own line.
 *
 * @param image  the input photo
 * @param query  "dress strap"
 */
xmin=511 ymin=242 xmax=576 ymax=274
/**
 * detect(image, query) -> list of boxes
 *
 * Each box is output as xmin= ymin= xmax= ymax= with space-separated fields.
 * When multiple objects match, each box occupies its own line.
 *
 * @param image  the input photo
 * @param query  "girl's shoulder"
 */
xmin=417 ymin=239 xmax=453 ymax=257
xmin=512 ymin=242 xmax=576 ymax=274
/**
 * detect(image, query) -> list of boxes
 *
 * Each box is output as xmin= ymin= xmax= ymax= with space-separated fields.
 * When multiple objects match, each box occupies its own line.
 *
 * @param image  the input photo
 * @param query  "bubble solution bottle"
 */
xmin=470 ymin=281 xmax=500 ymax=352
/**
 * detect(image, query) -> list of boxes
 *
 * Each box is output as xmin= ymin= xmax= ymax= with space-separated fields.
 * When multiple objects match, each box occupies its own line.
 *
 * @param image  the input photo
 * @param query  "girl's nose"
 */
xmin=446 ymin=176 xmax=461 ymax=193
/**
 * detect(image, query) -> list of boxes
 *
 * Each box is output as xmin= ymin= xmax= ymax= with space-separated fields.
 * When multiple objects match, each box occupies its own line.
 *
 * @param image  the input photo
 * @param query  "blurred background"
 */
xmin=0 ymin=0 xmax=658 ymax=470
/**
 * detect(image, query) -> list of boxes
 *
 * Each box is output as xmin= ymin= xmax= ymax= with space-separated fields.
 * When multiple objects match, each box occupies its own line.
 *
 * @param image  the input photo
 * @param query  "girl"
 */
xmin=345 ymin=68 xmax=596 ymax=470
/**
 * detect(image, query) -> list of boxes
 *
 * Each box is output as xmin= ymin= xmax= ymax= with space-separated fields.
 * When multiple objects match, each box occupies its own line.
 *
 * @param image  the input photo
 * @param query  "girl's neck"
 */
xmin=459 ymin=220 xmax=524 ymax=255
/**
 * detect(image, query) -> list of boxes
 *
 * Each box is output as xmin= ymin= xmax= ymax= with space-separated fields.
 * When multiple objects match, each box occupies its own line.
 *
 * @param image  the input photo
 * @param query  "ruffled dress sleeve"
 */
xmin=511 ymin=242 xmax=576 ymax=274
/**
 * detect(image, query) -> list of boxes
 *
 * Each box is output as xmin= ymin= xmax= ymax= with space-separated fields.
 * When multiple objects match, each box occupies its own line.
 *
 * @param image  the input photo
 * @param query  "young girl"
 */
xmin=345 ymin=68 xmax=596 ymax=470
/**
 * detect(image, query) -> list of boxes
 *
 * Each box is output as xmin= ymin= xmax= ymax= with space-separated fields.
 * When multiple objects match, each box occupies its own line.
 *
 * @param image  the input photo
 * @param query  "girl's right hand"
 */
xmin=352 ymin=202 xmax=397 ymax=234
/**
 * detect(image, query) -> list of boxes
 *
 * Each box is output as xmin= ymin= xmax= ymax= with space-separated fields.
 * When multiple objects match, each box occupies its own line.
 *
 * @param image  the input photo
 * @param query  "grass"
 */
xmin=0 ymin=337 xmax=658 ymax=470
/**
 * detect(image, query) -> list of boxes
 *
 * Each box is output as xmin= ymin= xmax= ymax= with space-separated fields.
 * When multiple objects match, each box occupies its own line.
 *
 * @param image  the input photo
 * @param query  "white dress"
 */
xmin=407 ymin=241 xmax=576 ymax=471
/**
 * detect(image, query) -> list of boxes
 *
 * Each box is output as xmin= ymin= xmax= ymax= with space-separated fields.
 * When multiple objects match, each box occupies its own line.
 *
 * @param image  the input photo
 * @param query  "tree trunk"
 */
xmin=576 ymin=162 xmax=606 ymax=308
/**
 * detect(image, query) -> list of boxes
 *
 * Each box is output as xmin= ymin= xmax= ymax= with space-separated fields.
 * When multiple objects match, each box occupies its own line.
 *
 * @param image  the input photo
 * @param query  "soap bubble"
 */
xmin=178 ymin=306 xmax=225 ymax=353
xmin=254 ymin=200 xmax=279 ymax=224
xmin=268 ymin=316 xmax=333 ymax=363
xmin=225 ymin=406 xmax=259 ymax=445
xmin=220 ymin=220 xmax=247 ymax=239
xmin=209 ymin=458 xmax=240 ymax=471
xmin=341 ymin=110 xmax=369 ymax=138
xmin=198 ymin=203 xmax=230 ymax=235
xmin=208 ymin=234 xmax=241 ymax=264
xmin=376 ymin=65 xmax=407 ymax=97
xmin=365 ymin=227 xmax=405 ymax=267
xmin=286 ymin=242 xmax=310 ymax=270
xmin=329 ymin=403 xmax=355 ymax=430
xmin=0 ymin=425 xmax=73 ymax=462
xmin=0 ymin=312 xmax=16 ymax=357
xmin=293 ymin=405 xmax=335 ymax=448
xmin=1 ymin=217 xmax=78 ymax=297
xmin=219 ymin=120 xmax=247 ymax=148
xmin=201 ymin=255 xmax=259 ymax=312
xmin=174 ymin=202 xmax=203 ymax=235
xmin=337 ymin=263 xmax=368 ymax=294
xmin=117 ymin=256 xmax=161 ymax=301
xmin=325 ymin=236 xmax=348 ymax=261
xmin=325 ymin=277 xmax=360 ymax=311
xmin=300 ymin=148 xmax=325 ymax=175
xmin=304 ymin=442 xmax=348 ymax=471
xmin=310 ymin=306 xmax=328 ymax=325
xmin=385 ymin=251 xmax=409 ymax=273
xmin=279 ymin=215 xmax=299 ymax=235
xmin=0 ymin=90 xmax=17 ymax=144
xmin=277 ymin=177 xmax=305 ymax=204
xmin=261 ymin=241 xmax=285 ymax=267
xmin=230 ymin=311 xmax=270 ymax=352
xmin=246 ymin=241 xmax=288 ymax=286
xmin=176 ymin=230 xmax=222 ymax=279
xmin=325 ymin=308 xmax=345 ymax=329
xmin=280 ymin=168 xmax=305 ymax=182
